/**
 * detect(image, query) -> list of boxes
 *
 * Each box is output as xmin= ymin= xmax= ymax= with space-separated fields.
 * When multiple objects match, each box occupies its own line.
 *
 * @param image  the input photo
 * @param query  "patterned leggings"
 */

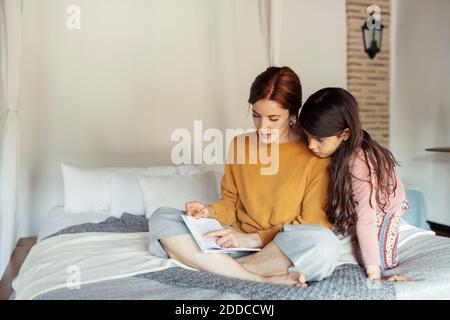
xmin=376 ymin=201 xmax=410 ymax=271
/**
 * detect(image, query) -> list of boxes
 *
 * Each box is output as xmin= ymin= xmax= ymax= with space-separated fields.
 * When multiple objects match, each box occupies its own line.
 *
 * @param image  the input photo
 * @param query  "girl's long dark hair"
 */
xmin=298 ymin=88 xmax=400 ymax=234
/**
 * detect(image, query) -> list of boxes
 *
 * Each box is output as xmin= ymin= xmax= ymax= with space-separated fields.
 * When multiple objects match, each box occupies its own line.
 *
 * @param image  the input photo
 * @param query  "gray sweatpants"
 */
xmin=148 ymin=207 xmax=340 ymax=282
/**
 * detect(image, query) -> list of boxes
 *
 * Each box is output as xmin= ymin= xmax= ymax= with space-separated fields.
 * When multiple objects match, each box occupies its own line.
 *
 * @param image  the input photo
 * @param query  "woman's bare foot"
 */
xmin=263 ymin=272 xmax=308 ymax=288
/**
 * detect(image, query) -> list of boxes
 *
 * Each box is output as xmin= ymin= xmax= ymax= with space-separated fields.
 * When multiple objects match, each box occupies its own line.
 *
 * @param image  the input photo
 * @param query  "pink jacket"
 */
xmin=350 ymin=150 xmax=406 ymax=268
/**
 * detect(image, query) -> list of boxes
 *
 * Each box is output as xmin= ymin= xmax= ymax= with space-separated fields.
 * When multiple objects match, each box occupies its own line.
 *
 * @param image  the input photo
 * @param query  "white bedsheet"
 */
xmin=37 ymin=205 xmax=113 ymax=242
xmin=336 ymin=218 xmax=435 ymax=266
xmin=13 ymin=232 xmax=196 ymax=300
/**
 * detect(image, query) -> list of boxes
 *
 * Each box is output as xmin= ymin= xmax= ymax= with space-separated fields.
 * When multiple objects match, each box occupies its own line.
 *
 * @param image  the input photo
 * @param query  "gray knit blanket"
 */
xmin=137 ymin=264 xmax=394 ymax=300
xmin=37 ymin=213 xmax=395 ymax=300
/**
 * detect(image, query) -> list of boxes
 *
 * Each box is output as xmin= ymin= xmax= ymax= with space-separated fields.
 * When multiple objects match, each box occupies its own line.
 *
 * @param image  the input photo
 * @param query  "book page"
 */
xmin=182 ymin=215 xmax=223 ymax=250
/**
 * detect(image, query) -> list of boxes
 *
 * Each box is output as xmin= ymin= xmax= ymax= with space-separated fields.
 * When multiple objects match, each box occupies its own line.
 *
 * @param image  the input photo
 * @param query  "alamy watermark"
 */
xmin=365 ymin=5 xmax=382 ymax=30
xmin=66 ymin=265 xmax=81 ymax=290
xmin=66 ymin=5 xmax=81 ymax=30
xmin=171 ymin=121 xmax=280 ymax=175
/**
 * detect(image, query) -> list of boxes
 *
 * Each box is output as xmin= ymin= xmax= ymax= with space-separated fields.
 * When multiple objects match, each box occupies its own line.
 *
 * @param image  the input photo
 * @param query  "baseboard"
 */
xmin=427 ymin=220 xmax=450 ymax=233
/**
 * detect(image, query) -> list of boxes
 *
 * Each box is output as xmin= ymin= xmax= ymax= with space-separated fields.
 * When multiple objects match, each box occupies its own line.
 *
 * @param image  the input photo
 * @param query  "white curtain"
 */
xmin=129 ymin=0 xmax=275 ymax=132
xmin=259 ymin=0 xmax=283 ymax=66
xmin=0 ymin=0 xmax=274 ymax=258
xmin=0 ymin=0 xmax=21 ymax=277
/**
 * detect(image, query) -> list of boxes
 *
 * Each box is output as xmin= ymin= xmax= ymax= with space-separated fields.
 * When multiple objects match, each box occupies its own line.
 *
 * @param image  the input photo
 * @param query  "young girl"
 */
xmin=298 ymin=87 xmax=410 ymax=281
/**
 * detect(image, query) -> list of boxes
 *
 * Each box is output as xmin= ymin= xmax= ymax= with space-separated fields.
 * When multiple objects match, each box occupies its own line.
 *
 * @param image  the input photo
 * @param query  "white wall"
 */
xmin=17 ymin=0 xmax=267 ymax=236
xmin=279 ymin=0 xmax=347 ymax=97
xmin=17 ymin=0 xmax=348 ymax=237
xmin=391 ymin=0 xmax=450 ymax=225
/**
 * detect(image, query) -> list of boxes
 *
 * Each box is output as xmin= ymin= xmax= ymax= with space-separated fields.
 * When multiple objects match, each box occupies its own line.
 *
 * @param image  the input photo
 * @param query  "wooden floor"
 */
xmin=0 ymin=237 xmax=37 ymax=300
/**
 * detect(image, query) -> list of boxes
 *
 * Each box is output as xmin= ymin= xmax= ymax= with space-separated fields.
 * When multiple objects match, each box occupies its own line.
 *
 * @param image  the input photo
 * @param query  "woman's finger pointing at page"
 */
xmin=203 ymin=229 xmax=230 ymax=238
xmin=216 ymin=234 xmax=233 ymax=246
xmin=220 ymin=239 xmax=234 ymax=248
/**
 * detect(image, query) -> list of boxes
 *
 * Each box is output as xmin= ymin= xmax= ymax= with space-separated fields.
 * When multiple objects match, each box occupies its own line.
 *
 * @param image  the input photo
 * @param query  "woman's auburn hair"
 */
xmin=248 ymin=66 xmax=302 ymax=117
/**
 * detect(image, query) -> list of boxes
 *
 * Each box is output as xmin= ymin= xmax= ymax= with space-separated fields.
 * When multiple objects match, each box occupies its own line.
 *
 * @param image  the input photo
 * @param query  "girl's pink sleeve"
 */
xmin=351 ymin=156 xmax=381 ymax=268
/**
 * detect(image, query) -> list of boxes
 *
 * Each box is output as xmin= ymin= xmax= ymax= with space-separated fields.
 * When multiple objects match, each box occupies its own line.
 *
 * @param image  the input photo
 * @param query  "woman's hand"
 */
xmin=203 ymin=228 xmax=262 ymax=249
xmin=185 ymin=201 xmax=215 ymax=219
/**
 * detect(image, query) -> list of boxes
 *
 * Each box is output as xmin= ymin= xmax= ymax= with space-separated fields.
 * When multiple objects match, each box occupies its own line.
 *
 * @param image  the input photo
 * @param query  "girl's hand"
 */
xmin=382 ymin=274 xmax=410 ymax=282
xmin=366 ymin=265 xmax=410 ymax=282
xmin=185 ymin=201 xmax=215 ymax=219
xmin=203 ymin=228 xmax=262 ymax=249
xmin=366 ymin=265 xmax=381 ymax=280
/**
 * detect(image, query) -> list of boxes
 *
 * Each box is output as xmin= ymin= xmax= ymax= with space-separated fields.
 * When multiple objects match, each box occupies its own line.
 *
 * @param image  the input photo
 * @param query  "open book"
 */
xmin=181 ymin=215 xmax=262 ymax=253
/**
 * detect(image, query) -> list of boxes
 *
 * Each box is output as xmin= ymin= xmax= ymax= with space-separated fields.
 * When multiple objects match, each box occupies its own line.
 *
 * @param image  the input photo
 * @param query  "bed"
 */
xmin=9 ymin=205 xmax=450 ymax=300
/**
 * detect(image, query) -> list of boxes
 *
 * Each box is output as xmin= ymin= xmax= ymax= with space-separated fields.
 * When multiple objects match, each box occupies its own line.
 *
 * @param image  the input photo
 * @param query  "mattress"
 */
xmin=12 ymin=206 xmax=450 ymax=300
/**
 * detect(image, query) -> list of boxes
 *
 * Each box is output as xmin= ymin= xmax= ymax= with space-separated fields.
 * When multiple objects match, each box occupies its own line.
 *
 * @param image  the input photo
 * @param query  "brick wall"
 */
xmin=347 ymin=0 xmax=390 ymax=147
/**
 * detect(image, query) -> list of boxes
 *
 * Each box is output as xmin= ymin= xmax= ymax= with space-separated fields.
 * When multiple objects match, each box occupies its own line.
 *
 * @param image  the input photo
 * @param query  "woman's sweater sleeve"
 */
xmin=209 ymin=162 xmax=238 ymax=226
xmin=351 ymin=156 xmax=381 ymax=268
xmin=257 ymin=225 xmax=283 ymax=247
xmin=294 ymin=160 xmax=332 ymax=227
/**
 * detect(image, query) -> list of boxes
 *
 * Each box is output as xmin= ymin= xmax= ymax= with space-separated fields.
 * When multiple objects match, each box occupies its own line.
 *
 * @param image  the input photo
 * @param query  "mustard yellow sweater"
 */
xmin=210 ymin=133 xmax=331 ymax=247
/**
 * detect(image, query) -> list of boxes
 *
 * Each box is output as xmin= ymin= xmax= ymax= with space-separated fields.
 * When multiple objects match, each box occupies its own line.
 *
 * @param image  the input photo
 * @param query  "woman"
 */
xmin=148 ymin=67 xmax=340 ymax=287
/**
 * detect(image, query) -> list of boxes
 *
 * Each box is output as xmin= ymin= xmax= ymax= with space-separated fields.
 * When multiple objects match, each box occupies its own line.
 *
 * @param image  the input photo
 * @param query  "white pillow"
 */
xmin=108 ymin=168 xmax=177 ymax=218
xmin=175 ymin=164 xmax=224 ymax=195
xmin=139 ymin=171 xmax=220 ymax=218
xmin=61 ymin=163 xmax=178 ymax=214
xmin=114 ymin=166 xmax=177 ymax=176
xmin=61 ymin=164 xmax=112 ymax=213
xmin=108 ymin=173 xmax=146 ymax=218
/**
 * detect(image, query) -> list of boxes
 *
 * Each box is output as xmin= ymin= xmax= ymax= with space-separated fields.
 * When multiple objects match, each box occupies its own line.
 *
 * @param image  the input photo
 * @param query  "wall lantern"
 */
xmin=362 ymin=9 xmax=384 ymax=59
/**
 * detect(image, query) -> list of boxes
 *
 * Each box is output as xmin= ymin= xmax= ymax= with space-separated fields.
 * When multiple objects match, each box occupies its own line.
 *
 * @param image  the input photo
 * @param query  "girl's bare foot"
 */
xmin=263 ymin=272 xmax=308 ymax=288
